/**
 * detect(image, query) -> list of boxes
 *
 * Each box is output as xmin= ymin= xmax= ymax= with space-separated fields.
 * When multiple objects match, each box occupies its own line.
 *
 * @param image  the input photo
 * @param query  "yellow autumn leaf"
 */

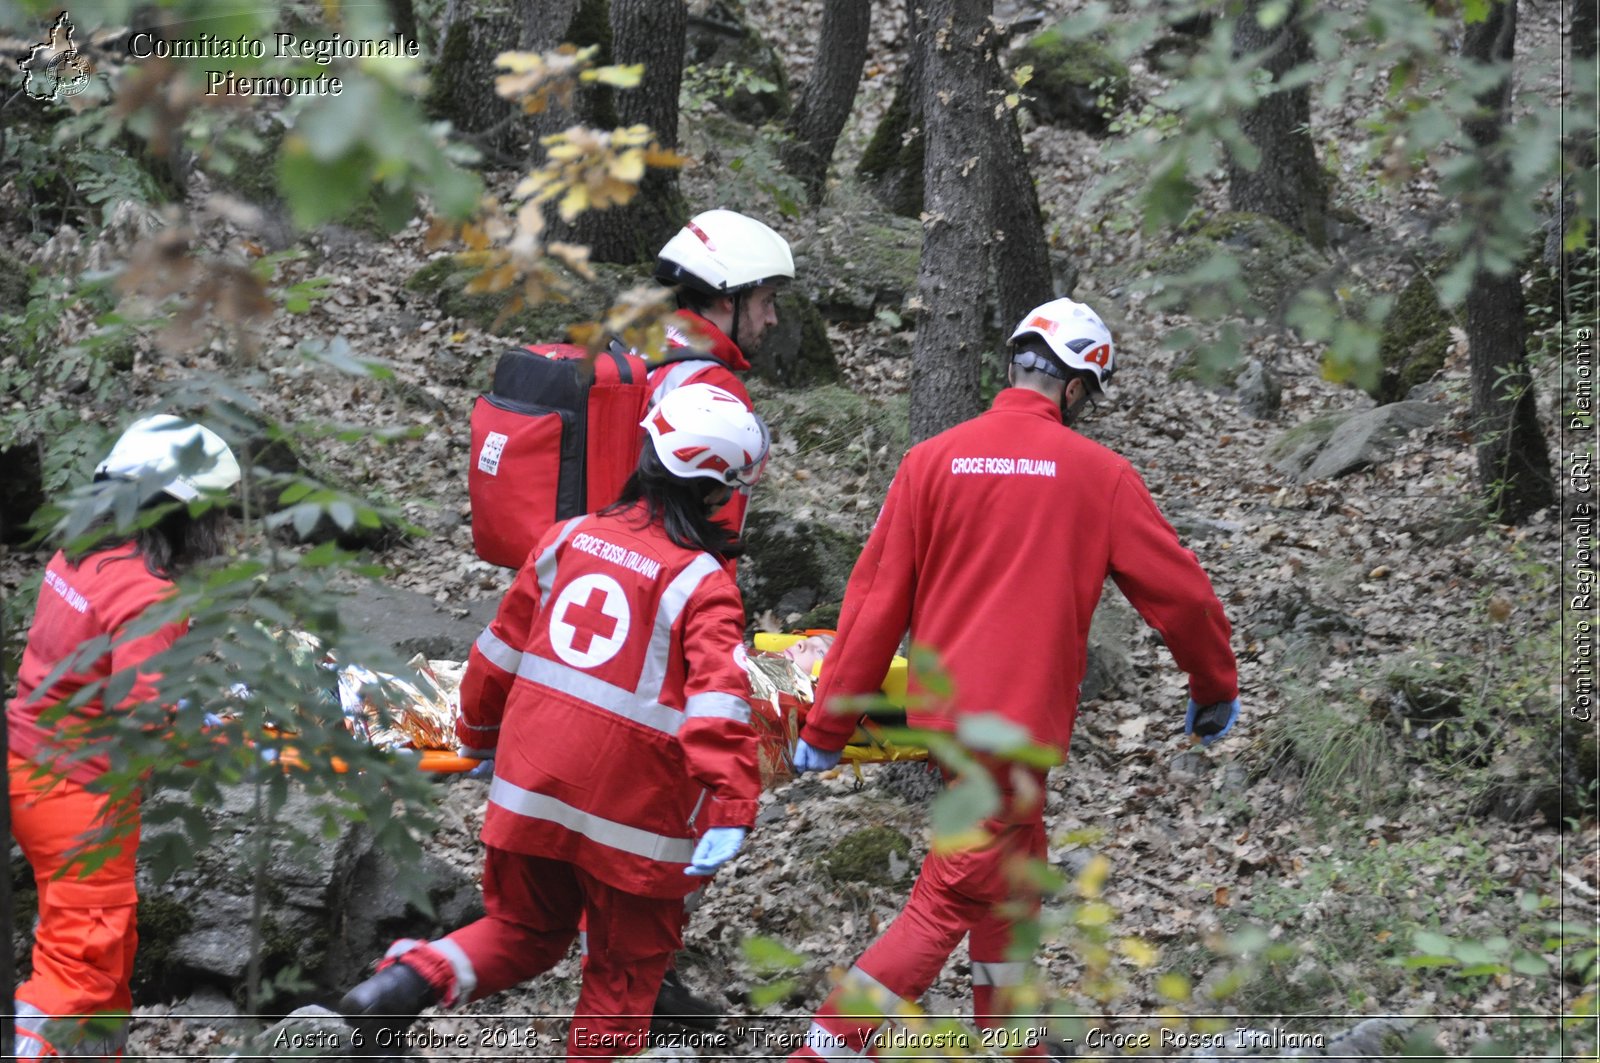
xmin=931 ymin=829 xmax=991 ymax=855
xmin=1074 ymin=901 xmax=1115 ymax=928
xmin=643 ymin=147 xmax=687 ymax=169
xmin=461 ymin=223 xmax=490 ymax=251
xmin=464 ymin=262 xmax=516 ymax=294
xmin=1076 ymin=853 xmax=1110 ymax=898
xmin=585 ymin=62 xmax=643 ymax=88
xmin=494 ymin=50 xmax=542 ymax=73
xmin=609 ymin=149 xmax=645 ymax=183
xmin=1118 ymin=938 xmax=1159 ymax=968
xmin=1155 ymin=972 xmax=1191 ymax=1001
xmin=558 ymin=184 xmax=589 ymax=222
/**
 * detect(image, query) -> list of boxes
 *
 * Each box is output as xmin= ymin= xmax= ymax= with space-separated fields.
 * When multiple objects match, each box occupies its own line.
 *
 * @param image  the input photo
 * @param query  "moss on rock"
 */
xmin=823 ymin=826 xmax=913 ymax=886
xmin=739 ymin=503 xmax=865 ymax=621
xmin=747 ymin=291 xmax=839 ymax=387
xmin=1013 ymin=23 xmax=1131 ymax=135
xmin=1372 ymin=273 xmax=1452 ymax=404
xmin=1143 ymin=211 xmax=1329 ymax=317
xmin=133 ymin=893 xmax=195 ymax=995
xmin=790 ymin=209 xmax=922 ymax=323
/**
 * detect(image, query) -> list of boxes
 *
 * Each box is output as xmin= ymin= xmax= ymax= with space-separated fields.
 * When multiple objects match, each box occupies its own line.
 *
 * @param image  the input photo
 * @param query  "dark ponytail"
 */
xmin=602 ymin=446 xmax=743 ymax=561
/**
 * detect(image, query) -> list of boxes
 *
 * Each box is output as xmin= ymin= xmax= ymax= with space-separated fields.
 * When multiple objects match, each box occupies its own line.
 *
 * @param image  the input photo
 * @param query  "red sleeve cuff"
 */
xmin=706 ymin=798 xmax=758 ymax=829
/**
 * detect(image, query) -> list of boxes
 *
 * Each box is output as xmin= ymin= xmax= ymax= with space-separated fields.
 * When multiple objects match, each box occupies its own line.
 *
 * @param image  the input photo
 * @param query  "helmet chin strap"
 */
xmin=728 ymin=290 xmax=744 ymax=351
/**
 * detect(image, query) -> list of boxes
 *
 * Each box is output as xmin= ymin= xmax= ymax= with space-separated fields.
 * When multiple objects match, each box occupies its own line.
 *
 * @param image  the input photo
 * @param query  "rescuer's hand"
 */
xmin=1184 ymin=698 xmax=1241 ymax=746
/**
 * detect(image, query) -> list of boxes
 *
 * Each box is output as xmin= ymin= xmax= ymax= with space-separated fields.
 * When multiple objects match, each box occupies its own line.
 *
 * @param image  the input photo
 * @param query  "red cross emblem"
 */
xmin=549 ymin=574 xmax=631 ymax=668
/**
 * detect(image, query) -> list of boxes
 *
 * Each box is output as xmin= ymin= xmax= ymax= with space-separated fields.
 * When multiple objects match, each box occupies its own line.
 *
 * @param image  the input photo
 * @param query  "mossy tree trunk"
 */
xmin=520 ymin=0 xmax=613 ymax=140
xmin=1462 ymin=0 xmax=1555 ymax=523
xmin=570 ymin=0 xmax=688 ymax=264
xmin=1226 ymin=0 xmax=1326 ymax=248
xmin=910 ymin=0 xmax=995 ymax=443
xmin=427 ymin=2 xmax=521 ymax=162
xmin=858 ymin=0 xmax=926 ymax=218
xmin=781 ymin=0 xmax=872 ymax=203
xmin=386 ymin=0 xmax=418 ymax=46
xmin=986 ymin=45 xmax=1054 ymax=352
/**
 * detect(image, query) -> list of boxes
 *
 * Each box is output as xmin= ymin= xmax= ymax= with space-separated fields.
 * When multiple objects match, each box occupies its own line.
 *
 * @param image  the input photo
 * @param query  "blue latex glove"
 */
xmin=466 ymin=758 xmax=495 ymax=780
xmin=685 ymin=827 xmax=747 ymax=876
xmin=792 ymin=738 xmax=843 ymax=773
xmin=1185 ymin=697 xmax=1241 ymax=746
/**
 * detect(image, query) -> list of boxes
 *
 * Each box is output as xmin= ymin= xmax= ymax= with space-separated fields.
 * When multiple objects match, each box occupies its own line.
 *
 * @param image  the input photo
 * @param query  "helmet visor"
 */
xmin=723 ymin=416 xmax=771 ymax=490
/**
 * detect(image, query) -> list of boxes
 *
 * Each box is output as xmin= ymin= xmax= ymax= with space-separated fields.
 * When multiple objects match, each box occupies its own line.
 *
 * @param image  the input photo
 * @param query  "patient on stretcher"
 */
xmin=342 ymin=631 xmax=912 ymax=783
xmin=744 ymin=631 xmax=915 ymax=785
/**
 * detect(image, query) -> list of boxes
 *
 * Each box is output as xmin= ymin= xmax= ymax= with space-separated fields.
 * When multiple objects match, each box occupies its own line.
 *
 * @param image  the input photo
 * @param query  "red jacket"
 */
xmin=457 ymin=506 xmax=760 ymax=899
xmin=8 ymin=549 xmax=184 ymax=785
xmin=801 ymin=388 xmax=1238 ymax=757
xmin=647 ymin=309 xmax=755 ymax=534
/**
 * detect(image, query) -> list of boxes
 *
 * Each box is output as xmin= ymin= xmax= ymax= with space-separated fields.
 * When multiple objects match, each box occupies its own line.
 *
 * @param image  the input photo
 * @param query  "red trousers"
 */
xmin=793 ymin=766 xmax=1048 ymax=1060
xmin=9 ymin=752 xmax=139 ymax=1061
xmin=397 ymin=845 xmax=683 ymax=1062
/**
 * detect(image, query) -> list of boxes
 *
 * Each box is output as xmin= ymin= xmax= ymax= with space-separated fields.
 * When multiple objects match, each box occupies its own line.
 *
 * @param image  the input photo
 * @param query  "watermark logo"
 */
xmin=20 ymin=12 xmax=94 ymax=101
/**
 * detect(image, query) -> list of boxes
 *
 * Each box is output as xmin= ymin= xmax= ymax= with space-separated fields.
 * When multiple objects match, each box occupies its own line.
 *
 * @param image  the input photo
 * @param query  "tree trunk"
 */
xmin=519 ymin=0 xmax=581 ymax=144
xmin=427 ymin=3 xmax=522 ymax=162
xmin=858 ymin=0 xmax=926 ymax=218
xmin=1226 ymin=0 xmax=1326 ymax=247
xmin=1545 ymin=0 xmax=1597 ymax=299
xmin=782 ymin=0 xmax=872 ymax=203
xmin=573 ymin=0 xmax=688 ymax=264
xmin=910 ymin=0 xmax=995 ymax=443
xmin=986 ymin=48 xmax=1054 ymax=349
xmin=1462 ymin=0 xmax=1555 ymax=523
xmin=386 ymin=0 xmax=419 ymax=47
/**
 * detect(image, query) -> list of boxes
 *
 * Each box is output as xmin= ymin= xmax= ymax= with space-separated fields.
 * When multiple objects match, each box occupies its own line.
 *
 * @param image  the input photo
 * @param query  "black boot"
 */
xmin=338 ymin=963 xmax=440 ymax=1053
xmin=651 ymin=968 xmax=721 ymax=1032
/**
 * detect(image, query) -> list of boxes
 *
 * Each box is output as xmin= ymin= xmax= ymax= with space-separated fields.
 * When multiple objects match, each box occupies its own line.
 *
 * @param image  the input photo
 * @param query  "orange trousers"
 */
xmin=8 ymin=752 xmax=139 ymax=1060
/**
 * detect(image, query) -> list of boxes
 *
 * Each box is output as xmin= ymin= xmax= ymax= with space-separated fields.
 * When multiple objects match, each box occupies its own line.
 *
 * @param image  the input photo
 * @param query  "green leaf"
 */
xmin=292 ymin=504 xmax=320 ymax=539
xmin=742 ymin=935 xmax=806 ymax=972
xmin=278 ymin=145 xmax=368 ymax=229
xmin=1400 ymin=955 xmax=1460 ymax=968
xmin=1256 ymin=1 xmax=1290 ymax=30
xmin=1565 ymin=216 xmax=1592 ymax=253
xmin=1510 ymin=951 xmax=1549 ymax=977
xmin=749 ymin=979 xmax=795 ymax=1009
xmin=1462 ymin=0 xmax=1491 ymax=23
xmin=956 ymin=713 xmax=1033 ymax=754
xmin=1413 ymin=930 xmax=1455 ymax=955
xmin=929 ymin=775 xmax=999 ymax=841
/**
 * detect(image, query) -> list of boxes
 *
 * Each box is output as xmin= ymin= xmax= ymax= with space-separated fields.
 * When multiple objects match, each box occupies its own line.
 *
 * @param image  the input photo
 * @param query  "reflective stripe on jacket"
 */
xmin=458 ymin=506 xmax=760 ymax=898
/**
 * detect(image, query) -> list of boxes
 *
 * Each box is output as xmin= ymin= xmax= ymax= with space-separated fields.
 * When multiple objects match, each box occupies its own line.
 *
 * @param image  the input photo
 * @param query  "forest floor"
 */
xmin=1 ymin=0 xmax=1594 ymax=1058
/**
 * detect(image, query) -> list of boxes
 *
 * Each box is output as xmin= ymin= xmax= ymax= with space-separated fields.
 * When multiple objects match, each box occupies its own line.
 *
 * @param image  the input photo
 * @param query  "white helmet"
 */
xmin=95 ymin=414 xmax=241 ymax=502
xmin=641 ymin=383 xmax=770 ymax=489
xmin=1009 ymin=298 xmax=1116 ymax=397
xmin=654 ymin=209 xmax=795 ymax=296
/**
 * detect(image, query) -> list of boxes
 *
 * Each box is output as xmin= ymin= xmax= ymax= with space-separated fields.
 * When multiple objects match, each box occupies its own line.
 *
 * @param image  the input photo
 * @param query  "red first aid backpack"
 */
xmin=469 ymin=340 xmax=653 ymax=568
